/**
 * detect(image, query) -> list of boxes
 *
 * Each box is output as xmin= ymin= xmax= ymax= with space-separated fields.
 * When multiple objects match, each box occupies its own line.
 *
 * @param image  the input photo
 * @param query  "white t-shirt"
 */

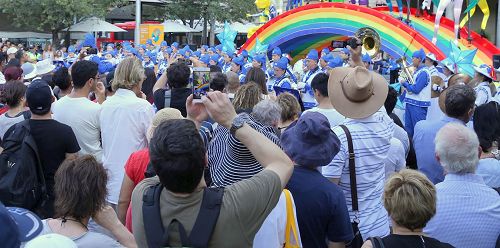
xmin=52 ymin=96 xmax=103 ymax=162
xmin=384 ymin=138 xmax=406 ymax=180
xmin=304 ymin=107 xmax=346 ymax=127
xmin=253 ymin=191 xmax=302 ymax=248
xmin=100 ymin=89 xmax=154 ymax=204
xmin=0 ymin=112 xmax=26 ymax=140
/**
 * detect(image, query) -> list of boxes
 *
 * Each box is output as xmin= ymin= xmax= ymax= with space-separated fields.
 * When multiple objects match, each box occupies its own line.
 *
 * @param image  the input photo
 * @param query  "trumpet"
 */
xmin=397 ymin=56 xmax=415 ymax=85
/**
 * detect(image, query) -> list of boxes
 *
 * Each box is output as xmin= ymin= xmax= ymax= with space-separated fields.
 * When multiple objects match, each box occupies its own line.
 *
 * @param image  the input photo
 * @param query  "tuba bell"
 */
xmin=354 ymin=27 xmax=381 ymax=58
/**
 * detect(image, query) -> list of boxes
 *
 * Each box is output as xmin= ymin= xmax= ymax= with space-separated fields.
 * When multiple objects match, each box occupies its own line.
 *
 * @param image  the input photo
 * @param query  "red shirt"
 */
xmin=124 ymin=148 xmax=150 ymax=232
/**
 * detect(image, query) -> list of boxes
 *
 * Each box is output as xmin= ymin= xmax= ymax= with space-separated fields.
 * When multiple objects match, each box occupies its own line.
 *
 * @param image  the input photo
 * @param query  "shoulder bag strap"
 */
xmin=143 ymin=183 xmax=168 ymax=248
xmin=283 ymin=189 xmax=300 ymax=248
xmin=188 ymin=187 xmax=224 ymax=248
xmin=339 ymin=125 xmax=359 ymax=212
xmin=369 ymin=237 xmax=385 ymax=248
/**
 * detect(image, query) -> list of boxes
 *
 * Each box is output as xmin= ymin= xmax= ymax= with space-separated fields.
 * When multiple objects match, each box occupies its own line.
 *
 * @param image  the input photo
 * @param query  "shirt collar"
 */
xmin=444 ymin=173 xmax=485 ymax=184
xmin=115 ymin=88 xmax=137 ymax=97
xmin=478 ymin=82 xmax=489 ymax=86
xmin=441 ymin=115 xmax=465 ymax=125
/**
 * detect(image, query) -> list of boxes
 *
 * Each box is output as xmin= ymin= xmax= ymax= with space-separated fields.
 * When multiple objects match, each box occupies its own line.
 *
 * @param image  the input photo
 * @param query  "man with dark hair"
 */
xmin=153 ymin=61 xmax=192 ymax=116
xmin=4 ymin=79 xmax=80 ymax=218
xmin=303 ymin=73 xmax=345 ymax=126
xmin=52 ymin=60 xmax=105 ymax=162
xmin=413 ymin=84 xmax=477 ymax=184
xmin=209 ymin=72 xmax=227 ymax=92
xmin=131 ymin=92 xmax=293 ymax=247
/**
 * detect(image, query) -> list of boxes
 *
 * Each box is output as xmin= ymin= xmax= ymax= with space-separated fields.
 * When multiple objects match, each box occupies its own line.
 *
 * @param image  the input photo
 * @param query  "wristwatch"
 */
xmin=230 ymin=113 xmax=251 ymax=135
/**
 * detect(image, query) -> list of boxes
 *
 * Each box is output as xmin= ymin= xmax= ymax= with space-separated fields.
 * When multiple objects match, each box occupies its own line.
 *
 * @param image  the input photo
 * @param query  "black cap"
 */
xmin=26 ymin=79 xmax=52 ymax=115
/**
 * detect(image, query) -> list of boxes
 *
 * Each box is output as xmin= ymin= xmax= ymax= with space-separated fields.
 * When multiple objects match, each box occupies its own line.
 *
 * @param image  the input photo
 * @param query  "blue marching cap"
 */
xmin=209 ymin=47 xmax=216 ymax=53
xmin=139 ymin=44 xmax=146 ymax=50
xmin=232 ymin=56 xmax=245 ymax=67
xmin=215 ymin=44 xmax=223 ymax=51
xmin=199 ymin=54 xmax=211 ymax=65
xmin=254 ymin=54 xmax=267 ymax=65
xmin=322 ymin=48 xmax=330 ymax=54
xmin=274 ymin=57 xmax=289 ymax=70
xmin=202 ymin=45 xmax=209 ymax=50
xmin=146 ymin=39 xmax=153 ymax=46
xmin=166 ymin=48 xmax=173 ymax=54
xmin=321 ymin=53 xmax=333 ymax=62
xmin=412 ymin=48 xmax=426 ymax=61
xmin=328 ymin=56 xmax=343 ymax=68
xmin=272 ymin=47 xmax=282 ymax=56
xmin=107 ymin=43 xmax=114 ymax=49
xmin=161 ymin=41 xmax=168 ymax=47
xmin=210 ymin=54 xmax=220 ymax=63
xmin=171 ymin=42 xmax=179 ymax=49
xmin=306 ymin=49 xmax=319 ymax=61
xmin=192 ymin=51 xmax=201 ymax=58
xmin=341 ymin=48 xmax=350 ymax=55
xmin=68 ymin=46 xmax=76 ymax=53
xmin=362 ymin=53 xmax=372 ymax=63
xmin=143 ymin=51 xmax=152 ymax=58
xmin=241 ymin=49 xmax=249 ymax=58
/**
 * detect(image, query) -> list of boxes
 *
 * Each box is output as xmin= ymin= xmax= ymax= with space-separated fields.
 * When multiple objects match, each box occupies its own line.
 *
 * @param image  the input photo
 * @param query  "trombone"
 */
xmin=397 ymin=56 xmax=415 ymax=85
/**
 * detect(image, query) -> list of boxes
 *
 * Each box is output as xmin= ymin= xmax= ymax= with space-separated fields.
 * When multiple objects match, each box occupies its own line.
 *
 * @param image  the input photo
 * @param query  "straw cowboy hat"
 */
xmin=25 ymin=59 xmax=56 ymax=80
xmin=328 ymin=66 xmax=388 ymax=119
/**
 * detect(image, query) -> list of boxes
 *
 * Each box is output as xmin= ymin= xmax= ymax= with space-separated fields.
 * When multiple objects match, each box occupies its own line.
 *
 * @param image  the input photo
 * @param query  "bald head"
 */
xmin=435 ymin=123 xmax=480 ymax=174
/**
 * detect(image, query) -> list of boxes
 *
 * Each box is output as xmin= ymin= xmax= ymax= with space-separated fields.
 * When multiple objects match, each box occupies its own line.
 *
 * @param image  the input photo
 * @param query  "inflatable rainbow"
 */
xmin=377 ymin=7 xmax=499 ymax=66
xmin=242 ymin=3 xmax=498 ymax=66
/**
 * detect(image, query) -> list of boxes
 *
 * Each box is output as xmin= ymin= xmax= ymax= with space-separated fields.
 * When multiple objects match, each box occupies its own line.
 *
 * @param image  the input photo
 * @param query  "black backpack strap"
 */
xmin=369 ymin=237 xmax=385 ymax=248
xmin=20 ymin=120 xmax=47 ymax=204
xmin=22 ymin=111 xmax=31 ymax=120
xmin=188 ymin=187 xmax=224 ymax=248
xmin=143 ymin=183 xmax=168 ymax=248
xmin=164 ymin=90 xmax=172 ymax=108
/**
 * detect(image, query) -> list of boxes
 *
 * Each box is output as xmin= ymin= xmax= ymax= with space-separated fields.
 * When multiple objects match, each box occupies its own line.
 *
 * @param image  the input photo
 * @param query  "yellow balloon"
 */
xmin=255 ymin=0 xmax=271 ymax=9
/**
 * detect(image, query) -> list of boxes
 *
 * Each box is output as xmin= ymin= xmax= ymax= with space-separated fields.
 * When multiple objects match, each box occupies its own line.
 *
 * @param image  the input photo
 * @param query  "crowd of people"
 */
xmin=0 ymin=36 xmax=499 ymax=248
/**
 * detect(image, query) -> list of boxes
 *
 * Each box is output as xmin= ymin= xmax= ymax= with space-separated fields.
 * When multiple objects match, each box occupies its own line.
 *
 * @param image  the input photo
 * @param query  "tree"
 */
xmin=0 ymin=0 xmax=126 ymax=46
xmin=159 ymin=0 xmax=256 ymax=45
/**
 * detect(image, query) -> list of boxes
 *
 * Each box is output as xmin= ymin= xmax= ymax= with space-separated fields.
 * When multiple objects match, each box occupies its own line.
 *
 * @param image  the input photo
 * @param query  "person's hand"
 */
xmin=93 ymin=206 xmax=121 ymax=232
xmin=202 ymin=91 xmax=237 ymax=129
xmin=140 ymin=91 xmax=147 ymax=99
xmin=95 ymin=81 xmax=106 ymax=104
xmin=186 ymin=94 xmax=209 ymax=126
xmin=347 ymin=37 xmax=363 ymax=66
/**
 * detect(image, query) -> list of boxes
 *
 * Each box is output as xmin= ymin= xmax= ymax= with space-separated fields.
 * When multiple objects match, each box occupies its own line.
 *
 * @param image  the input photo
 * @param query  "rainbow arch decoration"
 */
xmin=376 ymin=7 xmax=499 ymax=66
xmin=242 ymin=3 xmax=445 ymax=64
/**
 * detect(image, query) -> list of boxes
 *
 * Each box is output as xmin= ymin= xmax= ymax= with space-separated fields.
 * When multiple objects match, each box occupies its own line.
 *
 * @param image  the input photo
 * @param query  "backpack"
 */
xmin=0 ymin=120 xmax=47 ymax=211
xmin=142 ymin=183 xmax=224 ymax=248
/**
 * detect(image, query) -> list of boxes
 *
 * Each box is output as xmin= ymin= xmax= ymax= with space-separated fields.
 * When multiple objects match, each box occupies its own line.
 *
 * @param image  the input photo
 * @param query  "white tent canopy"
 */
xmin=228 ymin=22 xmax=258 ymax=34
xmin=0 ymin=32 xmax=51 ymax=39
xmin=163 ymin=20 xmax=197 ymax=33
xmin=68 ymin=17 xmax=126 ymax=32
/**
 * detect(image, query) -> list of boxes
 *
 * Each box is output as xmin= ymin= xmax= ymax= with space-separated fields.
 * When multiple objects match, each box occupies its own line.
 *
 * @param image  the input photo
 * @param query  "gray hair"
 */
xmin=435 ymin=123 xmax=479 ymax=174
xmin=225 ymin=71 xmax=240 ymax=93
xmin=445 ymin=84 xmax=476 ymax=118
xmin=251 ymin=99 xmax=282 ymax=127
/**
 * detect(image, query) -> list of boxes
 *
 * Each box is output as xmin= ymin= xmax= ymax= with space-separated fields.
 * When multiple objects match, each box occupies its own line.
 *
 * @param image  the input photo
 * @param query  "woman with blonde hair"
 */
xmin=232 ymin=81 xmax=262 ymax=113
xmin=276 ymin=92 xmax=301 ymax=131
xmin=100 ymin=57 xmax=155 ymax=209
xmin=362 ymin=169 xmax=453 ymax=248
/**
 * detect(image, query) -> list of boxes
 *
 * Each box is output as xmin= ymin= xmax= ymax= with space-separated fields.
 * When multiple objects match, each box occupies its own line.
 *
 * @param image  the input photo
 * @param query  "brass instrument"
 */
xmin=354 ymin=27 xmax=381 ymax=58
xmin=397 ymin=56 xmax=415 ymax=85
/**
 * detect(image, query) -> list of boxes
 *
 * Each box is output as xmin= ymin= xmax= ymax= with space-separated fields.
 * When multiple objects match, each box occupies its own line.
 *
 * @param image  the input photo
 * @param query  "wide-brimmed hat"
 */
xmin=329 ymin=66 xmax=388 ymax=119
xmin=0 ymin=202 xmax=43 ymax=247
xmin=473 ymin=64 xmax=493 ymax=79
xmin=281 ymin=112 xmax=341 ymax=167
xmin=25 ymin=59 xmax=56 ymax=79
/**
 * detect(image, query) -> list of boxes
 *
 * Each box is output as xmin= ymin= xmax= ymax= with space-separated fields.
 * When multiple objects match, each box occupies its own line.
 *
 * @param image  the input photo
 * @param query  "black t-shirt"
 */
xmin=4 ymin=119 xmax=80 ymax=217
xmin=153 ymin=88 xmax=192 ymax=117
xmin=381 ymin=234 xmax=454 ymax=248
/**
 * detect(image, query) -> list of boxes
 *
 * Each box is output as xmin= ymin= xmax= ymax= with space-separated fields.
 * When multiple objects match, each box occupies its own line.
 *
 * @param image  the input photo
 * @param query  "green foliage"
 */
xmin=0 ymin=0 xmax=126 ymax=33
xmin=160 ymin=0 xmax=257 ymax=25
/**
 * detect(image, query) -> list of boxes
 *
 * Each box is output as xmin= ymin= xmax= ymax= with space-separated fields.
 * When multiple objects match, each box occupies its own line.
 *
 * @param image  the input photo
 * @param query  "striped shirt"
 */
xmin=322 ymin=110 xmax=394 ymax=239
xmin=208 ymin=116 xmax=281 ymax=187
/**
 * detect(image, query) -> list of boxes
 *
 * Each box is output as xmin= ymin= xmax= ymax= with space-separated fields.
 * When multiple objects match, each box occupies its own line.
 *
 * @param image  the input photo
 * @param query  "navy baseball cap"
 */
xmin=26 ymin=79 xmax=53 ymax=115
xmin=0 ymin=202 xmax=43 ymax=247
